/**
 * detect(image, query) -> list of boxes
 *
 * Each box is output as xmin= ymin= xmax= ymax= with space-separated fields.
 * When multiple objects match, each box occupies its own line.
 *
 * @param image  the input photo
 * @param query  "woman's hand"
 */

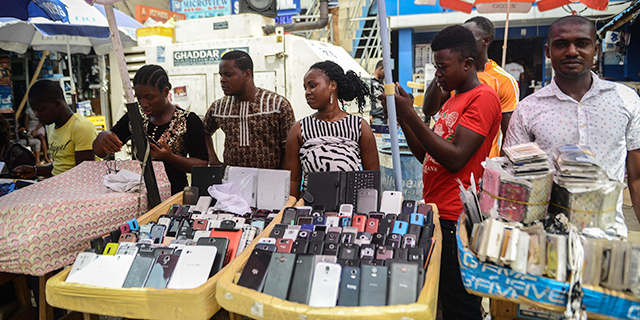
xmin=96 ymin=131 xmax=123 ymax=154
xmin=149 ymin=141 xmax=174 ymax=161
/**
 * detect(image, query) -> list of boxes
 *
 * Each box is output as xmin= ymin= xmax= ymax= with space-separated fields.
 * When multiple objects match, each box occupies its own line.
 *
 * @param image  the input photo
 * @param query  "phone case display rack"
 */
xmin=216 ymin=204 xmax=442 ymax=320
xmin=457 ymin=213 xmax=640 ymax=320
xmin=46 ymin=192 xmax=298 ymax=320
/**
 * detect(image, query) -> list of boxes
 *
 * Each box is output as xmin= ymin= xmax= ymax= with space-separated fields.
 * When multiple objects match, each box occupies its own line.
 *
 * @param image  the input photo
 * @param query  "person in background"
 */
xmin=387 ymin=25 xmax=501 ymax=320
xmin=24 ymin=105 xmax=51 ymax=163
xmin=15 ymin=80 xmax=97 ymax=179
xmin=16 ymin=112 xmax=42 ymax=165
xmin=203 ymin=51 xmax=295 ymax=169
xmin=423 ymin=16 xmax=518 ymax=158
xmin=284 ymin=60 xmax=379 ymax=198
xmin=328 ymin=0 xmax=340 ymax=46
xmin=93 ymin=65 xmax=209 ymax=195
xmin=504 ymin=15 xmax=640 ymax=237
xmin=0 ymin=116 xmax=35 ymax=176
xmin=369 ymin=60 xmax=387 ymax=125
xmin=505 ymin=58 xmax=525 ymax=84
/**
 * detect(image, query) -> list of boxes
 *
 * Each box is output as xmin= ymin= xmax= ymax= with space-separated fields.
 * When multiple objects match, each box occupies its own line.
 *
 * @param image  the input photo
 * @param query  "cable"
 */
xmin=564 ymin=226 xmax=587 ymax=320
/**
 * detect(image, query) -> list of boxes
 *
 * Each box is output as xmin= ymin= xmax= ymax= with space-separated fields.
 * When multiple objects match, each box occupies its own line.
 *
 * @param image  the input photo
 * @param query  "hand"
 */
xmin=97 ymin=132 xmax=123 ymax=154
xmin=149 ymin=140 xmax=173 ymax=161
xmin=380 ymin=83 xmax=416 ymax=122
xmin=14 ymin=165 xmax=35 ymax=179
xmin=208 ymin=153 xmax=223 ymax=166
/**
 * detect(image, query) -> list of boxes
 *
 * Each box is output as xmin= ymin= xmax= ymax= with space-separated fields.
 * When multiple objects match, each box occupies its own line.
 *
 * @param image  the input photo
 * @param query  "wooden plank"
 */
xmin=13 ymin=275 xmax=32 ymax=309
xmin=39 ymin=273 xmax=53 ymax=320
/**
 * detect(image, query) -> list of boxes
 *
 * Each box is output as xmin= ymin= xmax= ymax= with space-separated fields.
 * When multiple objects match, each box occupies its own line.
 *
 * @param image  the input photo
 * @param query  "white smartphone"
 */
xmin=283 ymin=228 xmax=299 ymax=240
xmin=167 ymin=245 xmax=217 ymax=289
xmin=258 ymin=237 xmax=277 ymax=245
xmin=326 ymin=216 xmax=339 ymax=228
xmin=193 ymin=230 xmax=211 ymax=242
xmin=115 ymin=243 xmax=139 ymax=256
xmin=339 ymin=204 xmax=354 ymax=217
xmin=157 ymin=217 xmax=172 ymax=236
xmin=216 ymin=214 xmax=234 ymax=221
xmin=194 ymin=196 xmax=213 ymax=213
xmin=236 ymin=226 xmax=257 ymax=256
xmin=308 ymin=262 xmax=342 ymax=307
xmin=207 ymin=220 xmax=221 ymax=230
xmin=67 ymin=252 xmax=97 ymax=278
xmin=379 ymin=191 xmax=403 ymax=215
xmin=357 ymin=189 xmax=378 ymax=214
xmin=67 ymin=255 xmax=134 ymax=288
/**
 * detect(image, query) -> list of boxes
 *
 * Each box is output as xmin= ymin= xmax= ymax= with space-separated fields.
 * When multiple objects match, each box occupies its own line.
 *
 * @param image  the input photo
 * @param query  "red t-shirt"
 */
xmin=423 ymin=84 xmax=501 ymax=221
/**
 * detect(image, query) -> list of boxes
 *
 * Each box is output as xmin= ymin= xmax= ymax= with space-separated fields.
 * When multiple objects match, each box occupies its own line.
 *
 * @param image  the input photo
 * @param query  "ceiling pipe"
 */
xmin=263 ymin=0 xmax=329 ymax=35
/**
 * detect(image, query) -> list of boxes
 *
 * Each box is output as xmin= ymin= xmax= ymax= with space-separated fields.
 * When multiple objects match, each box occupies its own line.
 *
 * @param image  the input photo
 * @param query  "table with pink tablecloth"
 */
xmin=0 ymin=160 xmax=171 ymax=276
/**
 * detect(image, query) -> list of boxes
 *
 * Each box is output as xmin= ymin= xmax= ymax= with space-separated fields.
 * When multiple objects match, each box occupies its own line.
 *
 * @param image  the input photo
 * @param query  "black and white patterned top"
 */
xmin=299 ymin=114 xmax=363 ymax=188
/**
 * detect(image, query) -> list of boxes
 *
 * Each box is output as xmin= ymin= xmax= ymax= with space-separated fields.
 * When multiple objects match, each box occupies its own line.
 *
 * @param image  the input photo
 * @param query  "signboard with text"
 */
xmin=171 ymin=0 xmax=232 ymax=19
xmin=173 ymin=47 xmax=249 ymax=66
xmin=136 ymin=5 xmax=186 ymax=24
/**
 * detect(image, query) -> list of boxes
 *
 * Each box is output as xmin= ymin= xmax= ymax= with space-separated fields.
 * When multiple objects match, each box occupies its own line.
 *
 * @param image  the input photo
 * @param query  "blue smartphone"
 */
xmin=410 ymin=213 xmax=424 ymax=227
xmin=392 ymin=221 xmax=409 ymax=235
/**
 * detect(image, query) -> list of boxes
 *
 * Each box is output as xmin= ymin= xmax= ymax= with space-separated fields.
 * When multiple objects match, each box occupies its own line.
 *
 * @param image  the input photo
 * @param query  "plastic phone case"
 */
xmin=337 ymin=266 xmax=361 ymax=306
xmin=287 ymin=255 xmax=315 ymax=304
xmin=359 ymin=265 xmax=388 ymax=306
xmin=262 ymin=253 xmax=296 ymax=300
xmin=387 ymin=262 xmax=418 ymax=305
xmin=308 ymin=262 xmax=341 ymax=308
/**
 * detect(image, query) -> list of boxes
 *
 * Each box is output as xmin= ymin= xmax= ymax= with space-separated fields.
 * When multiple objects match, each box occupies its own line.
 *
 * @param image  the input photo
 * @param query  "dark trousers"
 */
xmin=438 ymin=218 xmax=482 ymax=320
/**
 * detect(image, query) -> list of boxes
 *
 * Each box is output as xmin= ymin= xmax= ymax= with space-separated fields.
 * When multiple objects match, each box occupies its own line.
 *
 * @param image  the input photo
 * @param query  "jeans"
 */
xmin=438 ymin=218 xmax=482 ymax=320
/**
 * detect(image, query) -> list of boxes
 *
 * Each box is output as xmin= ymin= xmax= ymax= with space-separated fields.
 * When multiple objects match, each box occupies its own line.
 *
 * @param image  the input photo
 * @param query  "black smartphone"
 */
xmin=90 ymin=237 xmax=105 ymax=254
xmin=338 ymin=243 xmax=360 ymax=260
xmin=337 ymin=259 xmax=359 ymax=268
xmin=360 ymin=244 xmax=376 ymax=259
xmin=166 ymin=217 xmax=183 ymax=237
xmin=310 ymin=230 xmax=325 ymax=242
xmin=269 ymin=224 xmax=287 ymax=239
xmin=340 ymin=232 xmax=355 ymax=244
xmin=237 ymin=249 xmax=273 ymax=291
xmin=262 ymin=253 xmax=296 ymax=300
xmin=408 ymin=247 xmax=426 ymax=268
xmin=287 ymin=254 xmax=315 ymax=304
xmin=297 ymin=216 xmax=314 ymax=225
xmin=371 ymin=232 xmax=386 ymax=246
xmin=337 ymin=266 xmax=361 ymax=306
xmin=254 ymin=243 xmax=278 ymax=253
xmin=291 ymin=239 xmax=308 ymax=254
xmin=360 ymin=258 xmax=384 ymax=266
xmin=323 ymin=242 xmax=339 ymax=256
xmin=378 ymin=216 xmax=397 ymax=236
xmin=197 ymin=237 xmax=229 ymax=276
xmin=408 ymin=224 xmax=423 ymax=239
xmin=282 ymin=207 xmax=298 ymax=226
xmin=359 ymin=265 xmax=388 ymax=306
xmin=401 ymin=200 xmax=417 ymax=215
xmin=397 ymin=213 xmax=412 ymax=223
xmin=308 ymin=241 xmax=324 ymax=255
xmin=387 ymin=233 xmax=402 ymax=248
xmin=393 ymin=247 xmax=409 ymax=261
xmin=325 ymin=231 xmax=341 ymax=244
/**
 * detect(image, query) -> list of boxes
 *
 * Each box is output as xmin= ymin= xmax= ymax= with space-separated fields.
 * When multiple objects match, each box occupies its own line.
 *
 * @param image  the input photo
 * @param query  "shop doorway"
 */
xmin=488 ymin=37 xmax=545 ymax=99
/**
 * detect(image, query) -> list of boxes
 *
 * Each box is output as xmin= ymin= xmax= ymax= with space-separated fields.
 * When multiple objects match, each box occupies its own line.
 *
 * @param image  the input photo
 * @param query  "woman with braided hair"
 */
xmin=284 ymin=60 xmax=379 ymax=198
xmin=93 ymin=64 xmax=208 ymax=194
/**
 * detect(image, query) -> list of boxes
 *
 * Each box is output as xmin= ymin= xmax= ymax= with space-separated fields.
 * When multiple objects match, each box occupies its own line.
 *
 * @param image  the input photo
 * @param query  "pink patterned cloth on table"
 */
xmin=0 ymin=160 xmax=171 ymax=276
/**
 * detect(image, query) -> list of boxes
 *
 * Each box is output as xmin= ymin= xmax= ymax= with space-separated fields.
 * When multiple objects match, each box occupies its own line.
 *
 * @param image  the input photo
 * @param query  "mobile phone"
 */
xmin=254 ymin=243 xmax=278 ymax=253
xmin=277 ymin=238 xmax=294 ymax=253
xmin=142 ymin=253 xmax=180 ymax=289
xmin=297 ymin=229 xmax=311 ymax=240
xmin=339 ymin=216 xmax=352 ymax=227
xmin=365 ymin=218 xmax=379 ymax=234
xmin=326 ymin=216 xmax=339 ymax=227
xmin=122 ymin=245 xmax=156 ymax=288
xmin=392 ymin=221 xmax=409 ymax=235
xmin=324 ymin=242 xmax=340 ymax=256
xmin=308 ymin=241 xmax=324 ymax=255
xmin=197 ymin=237 xmax=230 ymax=276
xmin=287 ymin=255 xmax=315 ymax=304
xmin=262 ymin=253 xmax=296 ymax=300
xmin=325 ymin=231 xmax=341 ymax=244
xmin=311 ymin=205 xmax=325 ymax=217
xmin=147 ymin=135 xmax=161 ymax=148
xmin=296 ymin=206 xmax=312 ymax=216
xmin=177 ymin=222 xmax=193 ymax=240
xmin=103 ymin=243 xmax=119 ymax=255
xmin=376 ymin=245 xmax=394 ymax=260
xmin=210 ymin=228 xmax=243 ymax=263
xmin=357 ymin=189 xmax=378 ymax=214
xmin=237 ymin=249 xmax=273 ymax=292
xmin=408 ymin=247 xmax=425 ymax=267
xmin=90 ymin=237 xmax=105 ymax=254
xmin=237 ymin=226 xmax=257 ymax=256
xmin=371 ymin=233 xmax=386 ymax=246
xmin=68 ymin=252 xmax=98 ymax=278
xmin=408 ymin=224 xmax=422 ymax=239
xmin=166 ymin=218 xmax=183 ymax=237
xmin=360 ymin=244 xmax=376 ymax=259
xmin=194 ymin=196 xmax=213 ymax=213
xmin=314 ymin=255 xmax=338 ymax=266
xmin=378 ymin=216 xmax=397 ymax=236
xmin=167 ymin=245 xmax=217 ymax=289
xmin=127 ymin=219 xmax=140 ymax=231
xmin=359 ymin=265 xmax=388 ymax=306
xmin=310 ymin=230 xmax=326 ymax=242
xmin=401 ymin=200 xmax=417 ymax=215
xmin=353 ymin=214 xmax=367 ymax=233
xmin=369 ymin=213 xmax=385 ymax=221
xmin=119 ymin=224 xmax=131 ymax=234
xmin=282 ymin=207 xmax=298 ymax=225
xmin=297 ymin=216 xmax=314 ymax=225
xmin=291 ymin=239 xmax=308 ymax=254
xmin=338 ymin=244 xmax=360 ymax=260
xmin=402 ymin=234 xmax=417 ymax=248
xmin=387 ymin=262 xmax=419 ymax=305
xmin=337 ymin=266 xmax=361 ymax=307
xmin=193 ymin=219 xmax=208 ymax=231
xmin=393 ymin=247 xmax=409 ymax=261
xmin=251 ymin=219 xmax=266 ymax=232
xmin=168 ymin=204 xmax=182 ymax=216
xmin=360 ymin=258 xmax=385 ymax=266
xmin=387 ymin=233 xmax=402 ymax=248
xmin=119 ymin=233 xmax=138 ymax=243
xmin=380 ymin=191 xmax=403 ymax=215
xmin=283 ymin=228 xmax=300 ymax=240
xmin=308 ymin=262 xmax=342 ymax=307
xmin=313 ymin=216 xmax=326 ymax=226
xmin=355 ymin=232 xmax=373 ymax=246
xmin=410 ymin=213 xmax=425 ymax=226
xmin=339 ymin=204 xmax=354 ymax=217
xmin=340 ymin=232 xmax=355 ymax=244
xmin=397 ymin=213 xmax=412 ymax=224
xmin=115 ymin=243 xmax=138 ymax=256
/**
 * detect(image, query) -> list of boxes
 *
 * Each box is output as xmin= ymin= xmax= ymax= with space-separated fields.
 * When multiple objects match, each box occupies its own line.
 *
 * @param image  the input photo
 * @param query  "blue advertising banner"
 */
xmin=171 ymin=0 xmax=232 ymax=19
xmin=456 ymin=217 xmax=640 ymax=320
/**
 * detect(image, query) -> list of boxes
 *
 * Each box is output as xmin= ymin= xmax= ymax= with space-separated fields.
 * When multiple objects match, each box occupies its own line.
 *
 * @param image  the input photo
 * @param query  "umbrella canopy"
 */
xmin=0 ymin=0 xmax=141 ymax=55
xmin=1 ymin=0 xmax=69 ymax=22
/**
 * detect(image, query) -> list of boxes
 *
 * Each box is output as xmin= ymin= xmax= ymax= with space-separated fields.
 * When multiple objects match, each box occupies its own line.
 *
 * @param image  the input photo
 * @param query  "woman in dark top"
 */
xmin=0 ymin=116 xmax=35 ymax=176
xmin=93 ymin=65 xmax=208 ymax=194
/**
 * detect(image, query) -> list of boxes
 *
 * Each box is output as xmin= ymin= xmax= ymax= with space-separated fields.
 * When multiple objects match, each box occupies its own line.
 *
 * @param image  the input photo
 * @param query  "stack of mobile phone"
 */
xmin=236 ymin=192 xmax=437 ymax=307
xmin=67 ymin=197 xmax=280 ymax=289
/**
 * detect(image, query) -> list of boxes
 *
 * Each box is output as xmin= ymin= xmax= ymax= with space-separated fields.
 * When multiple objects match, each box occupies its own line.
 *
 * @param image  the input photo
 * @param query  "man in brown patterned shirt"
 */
xmin=203 ymin=50 xmax=295 ymax=169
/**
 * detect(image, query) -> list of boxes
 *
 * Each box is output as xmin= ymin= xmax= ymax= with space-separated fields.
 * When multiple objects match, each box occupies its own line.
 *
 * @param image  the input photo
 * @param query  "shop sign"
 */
xmin=173 ymin=47 xmax=249 ymax=66
xmin=275 ymin=15 xmax=293 ymax=24
xmin=171 ymin=0 xmax=232 ymax=19
xmin=136 ymin=5 xmax=186 ymax=24
xmin=517 ymin=304 xmax=563 ymax=320
xmin=277 ymin=0 xmax=301 ymax=16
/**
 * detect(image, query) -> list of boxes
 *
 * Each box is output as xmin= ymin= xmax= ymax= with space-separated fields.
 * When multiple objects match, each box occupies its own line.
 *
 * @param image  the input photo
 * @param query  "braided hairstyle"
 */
xmin=132 ymin=65 xmax=172 ymax=91
xmin=309 ymin=60 xmax=370 ymax=114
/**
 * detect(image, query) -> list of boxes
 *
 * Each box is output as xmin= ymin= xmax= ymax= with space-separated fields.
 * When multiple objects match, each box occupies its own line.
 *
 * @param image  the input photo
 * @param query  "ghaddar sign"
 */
xmin=171 ymin=0 xmax=232 ymax=19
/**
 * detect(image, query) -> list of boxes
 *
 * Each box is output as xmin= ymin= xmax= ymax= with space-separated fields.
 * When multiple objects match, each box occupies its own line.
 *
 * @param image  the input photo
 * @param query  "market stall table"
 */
xmin=0 ymin=160 xmax=171 ymax=319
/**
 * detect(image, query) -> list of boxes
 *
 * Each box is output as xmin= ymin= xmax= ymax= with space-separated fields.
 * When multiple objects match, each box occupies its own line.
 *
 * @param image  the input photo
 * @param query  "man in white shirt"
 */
xmin=504 ymin=15 xmax=640 ymax=237
xmin=505 ymin=59 xmax=524 ymax=83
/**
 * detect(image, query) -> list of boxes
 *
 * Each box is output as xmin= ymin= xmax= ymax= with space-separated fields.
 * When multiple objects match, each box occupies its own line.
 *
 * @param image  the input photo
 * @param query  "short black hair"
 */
xmin=375 ymin=60 xmax=384 ymax=70
xmin=548 ymin=15 xmax=597 ymax=43
xmin=431 ymin=25 xmax=478 ymax=62
xmin=133 ymin=64 xmax=172 ymax=91
xmin=221 ymin=50 xmax=253 ymax=74
xmin=29 ymin=79 xmax=64 ymax=102
xmin=309 ymin=60 xmax=370 ymax=114
xmin=465 ymin=16 xmax=495 ymax=43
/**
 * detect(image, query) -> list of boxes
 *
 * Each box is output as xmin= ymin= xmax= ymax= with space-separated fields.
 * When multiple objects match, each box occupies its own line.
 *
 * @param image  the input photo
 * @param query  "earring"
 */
xmin=330 ymin=92 xmax=334 ymax=104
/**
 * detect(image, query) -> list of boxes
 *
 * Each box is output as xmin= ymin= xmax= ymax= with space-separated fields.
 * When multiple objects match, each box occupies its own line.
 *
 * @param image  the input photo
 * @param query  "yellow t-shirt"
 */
xmin=477 ymin=59 xmax=519 ymax=158
xmin=48 ymin=113 xmax=98 ymax=175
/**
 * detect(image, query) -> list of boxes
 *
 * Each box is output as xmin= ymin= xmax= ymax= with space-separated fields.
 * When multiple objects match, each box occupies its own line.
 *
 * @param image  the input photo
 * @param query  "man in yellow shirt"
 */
xmin=16 ymin=80 xmax=97 ymax=178
xmin=424 ymin=17 xmax=519 ymax=158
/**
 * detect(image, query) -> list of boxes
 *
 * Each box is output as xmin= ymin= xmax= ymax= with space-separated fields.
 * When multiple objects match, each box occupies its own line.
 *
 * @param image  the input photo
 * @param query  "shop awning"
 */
xmin=598 ymin=0 xmax=640 ymax=36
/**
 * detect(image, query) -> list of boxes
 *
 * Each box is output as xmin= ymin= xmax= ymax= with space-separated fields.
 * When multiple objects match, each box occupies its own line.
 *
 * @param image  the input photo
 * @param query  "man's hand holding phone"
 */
xmin=380 ymin=83 xmax=416 ymax=123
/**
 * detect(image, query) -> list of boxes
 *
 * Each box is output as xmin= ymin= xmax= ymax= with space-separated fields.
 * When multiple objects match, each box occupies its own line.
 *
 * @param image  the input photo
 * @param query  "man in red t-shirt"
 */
xmin=390 ymin=25 xmax=501 ymax=320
